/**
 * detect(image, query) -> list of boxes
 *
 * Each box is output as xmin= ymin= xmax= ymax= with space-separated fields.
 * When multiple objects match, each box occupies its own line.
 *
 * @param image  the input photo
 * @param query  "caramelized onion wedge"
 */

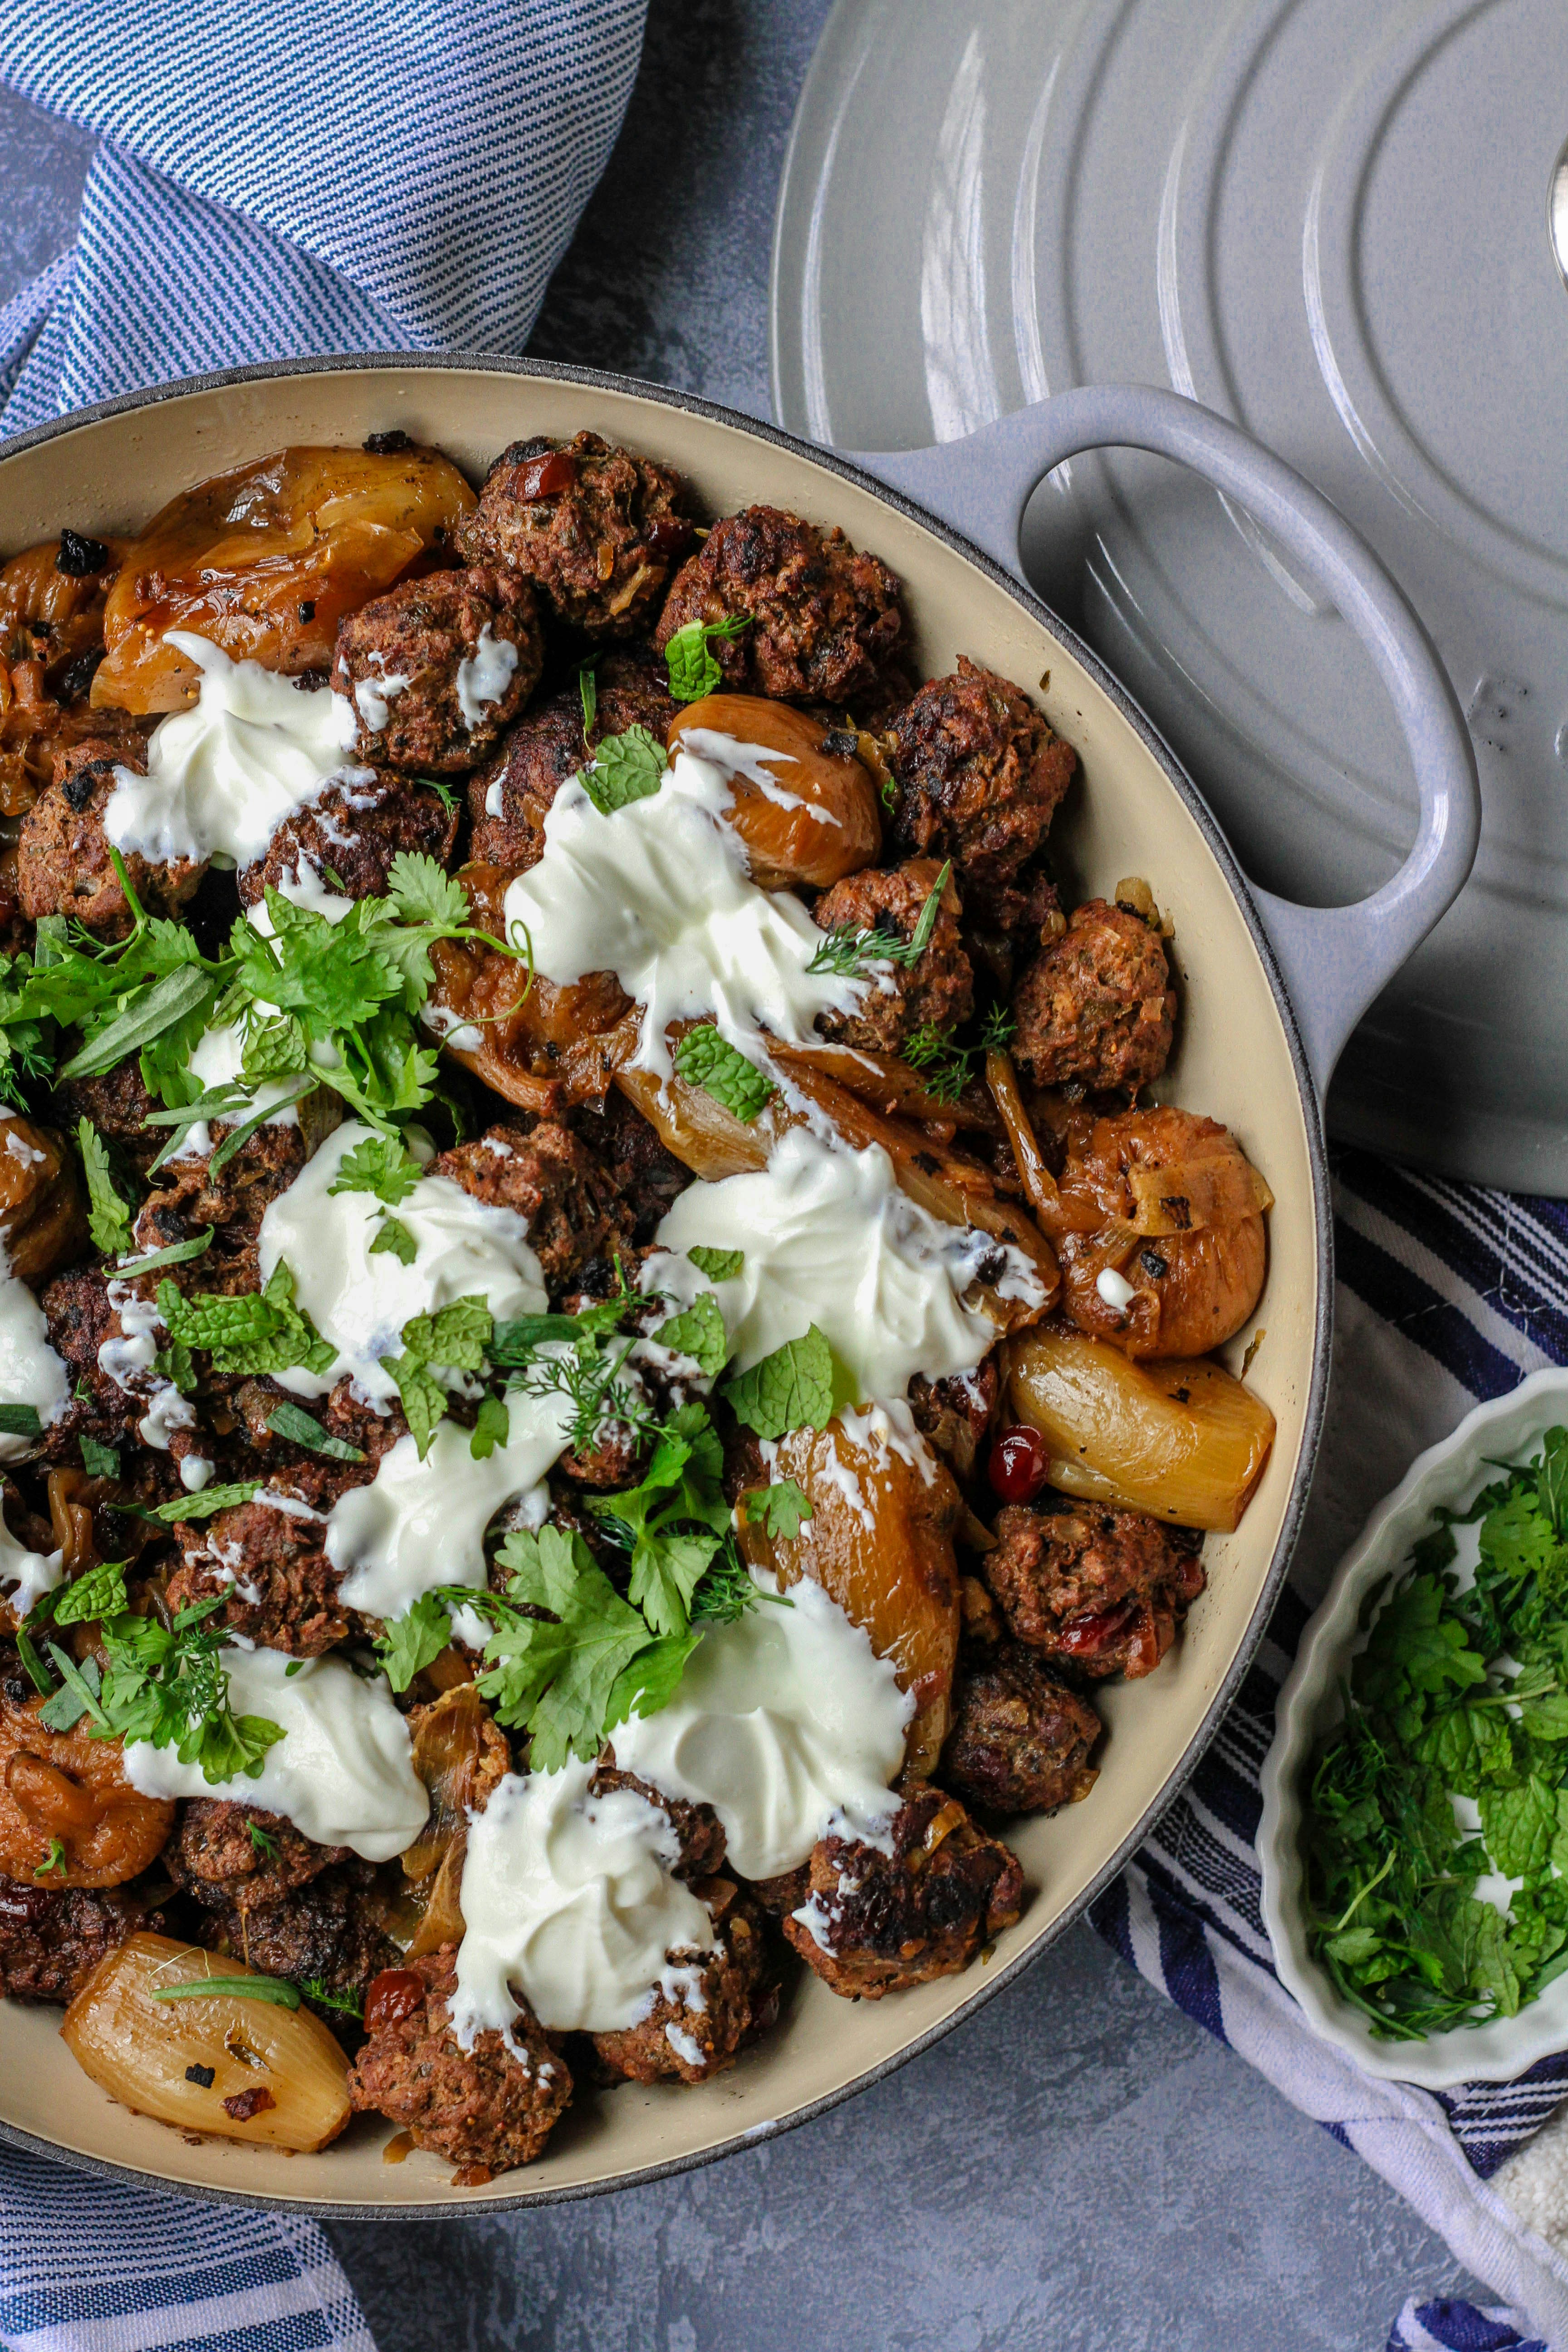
xmin=735 ymin=1416 xmax=961 ymax=1777
xmin=62 ymin=1934 xmax=351 ymax=2149
xmin=1126 ymin=1152 xmax=1274 ymax=1237
xmin=668 ymin=694 xmax=881 ymax=886
xmin=984 ymin=1046 xmax=1060 ymax=1220
xmin=1006 ymin=1327 xmax=1275 ymax=1531
xmin=770 ymin=1039 xmax=1000 ymax=1133
xmin=0 ymin=1115 xmax=87 ymax=1286
xmin=94 ymin=444 xmax=477 ymax=714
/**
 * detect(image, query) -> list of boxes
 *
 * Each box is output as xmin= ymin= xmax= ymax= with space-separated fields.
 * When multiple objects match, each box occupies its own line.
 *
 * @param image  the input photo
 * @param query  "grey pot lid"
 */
xmin=772 ymin=0 xmax=1568 ymax=1193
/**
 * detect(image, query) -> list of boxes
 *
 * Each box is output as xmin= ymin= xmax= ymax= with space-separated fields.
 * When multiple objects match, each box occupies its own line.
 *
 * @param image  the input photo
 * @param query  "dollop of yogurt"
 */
xmin=0 ymin=1257 xmax=70 ymax=1464
xmin=257 ymin=1119 xmax=547 ymax=1403
xmin=122 ymin=1647 xmax=426 ymax=1861
xmin=104 ymin=633 xmax=363 ymax=869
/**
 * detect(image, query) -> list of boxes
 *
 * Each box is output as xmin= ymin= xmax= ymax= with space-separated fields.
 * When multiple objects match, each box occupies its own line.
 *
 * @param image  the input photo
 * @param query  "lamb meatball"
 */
xmin=592 ymin=1879 xmax=775 ymax=2086
xmin=132 ymin=1122 xmax=307 ymax=1296
xmin=907 ymin=1359 xmax=997 ymax=1479
xmin=1012 ymin=898 xmax=1175 ymax=1093
xmin=196 ymin=1864 xmax=401 ymax=2028
xmin=54 ymin=1057 xmax=161 ymax=1162
xmin=332 ymin=568 xmax=544 ymax=773
xmin=983 ymin=1499 xmax=1206 ymax=1681
xmin=349 ymin=1945 xmax=572 ymax=2172
xmin=654 ymin=505 xmax=904 ymax=709
xmin=569 ymin=1089 xmax=693 ymax=1247
xmin=430 ymin=1121 xmax=636 ymax=1298
xmin=166 ymin=1801 xmax=347 ymax=1915
xmin=888 ymin=658 xmax=1076 ymax=916
xmin=18 ymin=741 xmax=205 ymax=937
xmin=783 ymin=1786 xmax=1024 ymax=1998
xmin=457 ymin=431 xmax=694 ymax=637
xmin=812 ymin=857 xmax=973 ymax=1055
xmin=941 ymin=1646 xmax=1101 ymax=1814
xmin=38 ymin=1266 xmax=142 ymax=1456
xmin=165 ymin=1468 xmax=368 ymax=1654
xmin=238 ymin=772 xmax=458 ymax=910
xmin=469 ymin=645 xmax=676 ymax=871
xmin=0 ymin=1874 xmax=166 ymax=2003
xmin=591 ymin=1762 xmax=726 ymax=1881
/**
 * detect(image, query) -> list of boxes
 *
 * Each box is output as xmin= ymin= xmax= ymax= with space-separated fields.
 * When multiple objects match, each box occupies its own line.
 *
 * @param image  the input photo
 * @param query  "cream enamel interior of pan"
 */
xmin=0 ymin=367 xmax=1320 ymax=2209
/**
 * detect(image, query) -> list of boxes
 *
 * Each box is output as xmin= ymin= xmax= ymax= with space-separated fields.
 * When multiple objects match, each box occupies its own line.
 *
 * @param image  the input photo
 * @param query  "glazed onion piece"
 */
xmin=1053 ymin=1108 xmax=1272 ymax=1360
xmin=735 ymin=1417 xmax=962 ymax=1778
xmin=770 ymin=1038 xmax=1000 ymax=1134
xmin=0 ymin=1687 xmax=173 ymax=1886
xmin=1006 ymin=1327 xmax=1275 ymax=1532
xmin=62 ymin=1934 xmax=352 ymax=2151
xmin=0 ymin=1115 xmax=88 ymax=1285
xmin=401 ymin=1685 xmax=505 ymax=1961
xmin=93 ymin=443 xmax=478 ymax=715
xmin=667 ymin=693 xmax=881 ymax=887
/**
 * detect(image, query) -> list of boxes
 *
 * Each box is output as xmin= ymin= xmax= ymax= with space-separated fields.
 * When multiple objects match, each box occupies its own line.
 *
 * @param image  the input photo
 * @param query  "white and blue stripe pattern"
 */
xmin=1388 ymin=2300 xmax=1549 ymax=2352
xmin=0 ymin=2141 xmax=374 ymax=2351
xmin=1092 ymin=1146 xmax=1568 ymax=2345
xmin=0 ymin=0 xmax=650 ymax=435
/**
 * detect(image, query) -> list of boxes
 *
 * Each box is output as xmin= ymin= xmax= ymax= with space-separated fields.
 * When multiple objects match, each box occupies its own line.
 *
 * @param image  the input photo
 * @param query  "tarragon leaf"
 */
xmin=671 ymin=1024 xmax=775 ymax=1122
xmin=265 ymin=1401 xmax=365 ymax=1463
xmin=132 ymin=1480 xmax=261 ymax=1526
xmin=77 ymin=1118 xmax=132 ymax=1255
xmin=720 ymin=1327 xmax=834 ymax=1441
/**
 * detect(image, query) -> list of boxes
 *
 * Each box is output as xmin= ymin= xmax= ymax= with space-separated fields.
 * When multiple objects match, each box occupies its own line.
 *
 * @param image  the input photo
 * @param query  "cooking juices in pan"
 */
xmin=0 ymin=427 xmax=1274 ymax=2182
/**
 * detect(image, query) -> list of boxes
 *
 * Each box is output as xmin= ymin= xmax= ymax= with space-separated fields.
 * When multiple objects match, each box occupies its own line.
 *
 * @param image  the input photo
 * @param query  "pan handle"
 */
xmin=850 ymin=385 xmax=1480 ymax=1100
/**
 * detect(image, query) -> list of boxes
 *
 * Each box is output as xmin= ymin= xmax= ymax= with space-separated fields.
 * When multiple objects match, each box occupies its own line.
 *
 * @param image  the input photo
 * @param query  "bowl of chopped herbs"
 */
xmin=1261 ymin=1370 xmax=1568 ymax=2087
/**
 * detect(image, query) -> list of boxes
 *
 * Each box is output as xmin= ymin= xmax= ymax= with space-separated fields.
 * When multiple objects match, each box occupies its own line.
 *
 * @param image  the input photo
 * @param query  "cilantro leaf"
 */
xmin=687 ymin=1246 xmax=743 ymax=1282
xmin=663 ymin=614 xmax=750 ymax=703
xmin=720 ymin=1327 xmax=834 ymax=1441
xmin=376 ymin=1590 xmax=456 ymax=1693
xmin=77 ymin=1118 xmax=132 ymax=1255
xmin=605 ymin=1631 xmax=701 ymax=1727
xmin=589 ymin=1403 xmax=731 ymax=1636
xmin=478 ymin=1525 xmax=655 ymax=1770
xmin=653 ymin=1291 xmax=729 ymax=1378
xmin=327 ymin=1133 xmax=422 ymax=1205
xmin=387 ymin=852 xmax=471 ymax=930
xmin=672 ymin=1024 xmax=775 ymax=1122
xmin=576 ymin=725 xmax=668 ymax=816
xmin=742 ymin=1480 xmax=813 ymax=1540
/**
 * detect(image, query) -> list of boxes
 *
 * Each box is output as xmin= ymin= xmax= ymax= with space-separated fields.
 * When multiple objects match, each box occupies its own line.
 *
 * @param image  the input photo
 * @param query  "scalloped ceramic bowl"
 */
xmin=0 ymin=355 xmax=1474 ymax=2210
xmin=1260 ymin=1367 xmax=1568 ymax=2088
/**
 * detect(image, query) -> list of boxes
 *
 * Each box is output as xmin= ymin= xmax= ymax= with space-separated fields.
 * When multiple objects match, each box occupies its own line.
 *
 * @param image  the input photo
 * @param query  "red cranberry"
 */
xmin=989 ymin=1424 xmax=1049 ymax=1504
xmin=519 ymin=450 xmax=578 ymax=500
xmin=364 ymin=1967 xmax=425 ymax=2035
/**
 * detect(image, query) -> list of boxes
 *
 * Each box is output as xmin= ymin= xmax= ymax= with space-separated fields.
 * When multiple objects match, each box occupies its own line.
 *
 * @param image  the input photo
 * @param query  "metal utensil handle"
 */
xmin=852 ymin=384 xmax=1480 ymax=1098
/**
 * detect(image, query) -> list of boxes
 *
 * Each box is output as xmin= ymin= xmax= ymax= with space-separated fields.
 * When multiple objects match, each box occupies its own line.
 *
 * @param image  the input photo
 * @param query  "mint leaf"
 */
xmin=672 ymin=1024 xmax=775 ymax=1122
xmin=369 ymin=1214 xmax=417 ymax=1264
xmin=654 ymin=1292 xmax=729 ymax=1378
xmin=0 ymin=1404 xmax=42 ymax=1440
xmin=663 ymin=614 xmax=750 ymax=703
xmin=720 ymin=1328 xmax=834 ymax=1441
xmin=470 ymin=1393 xmax=510 ymax=1460
xmin=576 ymin=724 xmax=668 ymax=816
xmin=328 ymin=1133 xmax=422 ymax=1206
xmin=77 ymin=1118 xmax=133 ymax=1255
xmin=79 ymin=1437 xmax=120 ymax=1480
xmin=687 ymin=1246 xmax=743 ymax=1282
xmin=52 ymin=1560 xmax=127 ymax=1625
xmin=742 ymin=1480 xmax=813 ymax=1540
xmin=1481 ymin=1776 xmax=1561 ymax=1883
xmin=383 ymin=1353 xmax=447 ymax=1461
xmin=399 ymin=1295 xmax=492 ymax=1372
xmin=131 ymin=1480 xmax=260 ymax=1526
xmin=157 ymin=1265 xmax=335 ymax=1381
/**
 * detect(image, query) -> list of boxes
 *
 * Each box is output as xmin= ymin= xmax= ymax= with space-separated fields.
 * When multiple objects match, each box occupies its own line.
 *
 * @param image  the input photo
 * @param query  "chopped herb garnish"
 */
xmin=33 ymin=1836 xmax=66 ymax=1880
xmin=52 ymin=1559 xmax=127 ymax=1625
xmin=369 ymin=1214 xmax=417 ymax=1264
xmin=116 ymin=1227 xmax=215 ymax=1278
xmin=249 ymin=1820 xmax=280 ymax=1859
xmin=328 ymin=1133 xmax=422 ymax=1205
xmin=77 ymin=1117 xmax=133 ymax=1255
xmin=807 ymin=860 xmax=951 ymax=980
xmin=671 ymin=1024 xmax=775 ymax=1123
xmin=650 ymin=1291 xmax=729 ymax=1378
xmin=902 ymin=1023 xmax=975 ymax=1105
xmin=125 ymin=1480 xmax=261 ymax=1526
xmin=265 ymin=1402 xmax=365 ymax=1463
xmin=470 ymin=1393 xmax=510 ymax=1460
xmin=79 ymin=1436 xmax=120 ymax=1480
xmin=720 ymin=1327 xmax=835 ymax=1441
xmin=300 ymin=1976 xmax=363 ymax=2020
xmin=687 ymin=1245 xmax=743 ymax=1282
xmin=575 ymin=724 xmax=668 ymax=815
xmin=0 ymin=1403 xmax=43 ymax=1440
xmin=741 ymin=1480 xmax=813 ymax=1540
xmin=663 ymin=613 xmax=750 ymax=703
xmin=156 ymin=1260 xmax=335 ymax=1381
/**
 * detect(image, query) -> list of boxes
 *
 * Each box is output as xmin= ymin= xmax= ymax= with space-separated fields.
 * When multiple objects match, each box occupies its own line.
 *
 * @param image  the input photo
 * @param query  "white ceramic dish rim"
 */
xmin=1259 ymin=1365 xmax=1568 ymax=2088
xmin=0 ymin=349 xmax=1336 ymax=2214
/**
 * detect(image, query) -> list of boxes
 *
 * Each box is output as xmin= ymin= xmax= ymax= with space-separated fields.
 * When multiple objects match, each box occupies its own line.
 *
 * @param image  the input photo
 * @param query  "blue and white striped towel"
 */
xmin=0 ymin=0 xmax=649 ymax=435
xmin=1094 ymin=1150 xmax=1568 ymax=2347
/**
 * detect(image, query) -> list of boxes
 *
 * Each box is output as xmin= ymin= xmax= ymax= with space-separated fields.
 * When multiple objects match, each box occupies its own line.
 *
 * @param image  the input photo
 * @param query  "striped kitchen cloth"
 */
xmin=0 ymin=0 xmax=649 ymax=436
xmin=1092 ymin=1148 xmax=1568 ymax=2346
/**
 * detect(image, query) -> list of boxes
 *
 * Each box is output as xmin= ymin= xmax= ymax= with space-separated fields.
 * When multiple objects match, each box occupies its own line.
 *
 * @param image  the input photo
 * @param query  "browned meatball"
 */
xmin=888 ymin=659 xmax=1076 ymax=915
xmin=907 ymin=1359 xmax=997 ymax=1480
xmin=591 ymin=1761 xmax=726 ymax=1881
xmin=568 ymin=1089 xmax=693 ymax=1249
xmin=468 ymin=645 xmax=676 ymax=871
xmin=941 ymin=1646 xmax=1101 ymax=1814
xmin=229 ymin=1374 xmax=405 ymax=1473
xmin=38 ymin=1267 xmax=142 ymax=1457
xmin=782 ymin=1786 xmax=1024 ymax=1998
xmin=0 ymin=1873 xmax=167 ymax=2003
xmin=166 ymin=1801 xmax=347 ymax=1915
xmin=983 ymin=1500 xmax=1206 ymax=1681
xmin=331 ymin=568 xmax=544 ymax=774
xmin=196 ymin=1863 xmax=401 ymax=2029
xmin=430 ymin=1120 xmax=636 ymax=1299
xmin=166 ymin=1468 xmax=368 ymax=1654
xmin=54 ymin=1057 xmax=160 ymax=1164
xmin=131 ymin=1123 xmax=307 ymax=1298
xmin=1012 ymin=899 xmax=1175 ymax=1092
xmin=18 ymin=741 xmax=206 ymax=938
xmin=348 ymin=1944 xmax=572 ymax=2173
xmin=812 ymin=857 xmax=973 ymax=1054
xmin=458 ymin=431 xmax=695 ymax=637
xmin=238 ymin=772 xmax=458 ymax=910
xmin=654 ymin=505 xmax=904 ymax=709
xmin=592 ymin=1879 xmax=775 ymax=2086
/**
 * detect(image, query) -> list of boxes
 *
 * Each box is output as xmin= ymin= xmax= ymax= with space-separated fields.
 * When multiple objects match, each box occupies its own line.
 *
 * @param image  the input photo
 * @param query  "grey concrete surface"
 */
xmin=0 ymin=4 xmax=1491 ymax=2345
